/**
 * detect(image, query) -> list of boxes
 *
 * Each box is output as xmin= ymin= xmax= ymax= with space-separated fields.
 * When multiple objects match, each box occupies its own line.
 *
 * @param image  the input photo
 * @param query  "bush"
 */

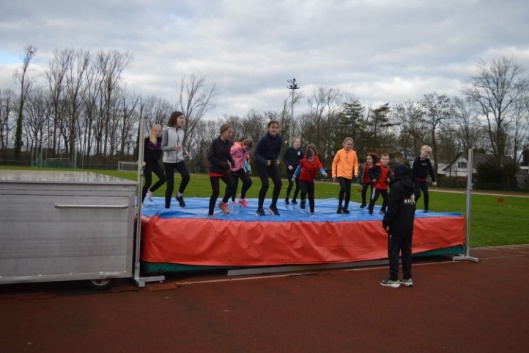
xmin=475 ymin=160 xmax=519 ymax=190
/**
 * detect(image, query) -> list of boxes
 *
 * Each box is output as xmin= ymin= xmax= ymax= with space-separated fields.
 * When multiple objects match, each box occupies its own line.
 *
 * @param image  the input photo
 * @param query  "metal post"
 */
xmin=287 ymin=78 xmax=300 ymax=144
xmin=453 ymin=148 xmax=479 ymax=263
xmin=133 ymin=113 xmax=165 ymax=287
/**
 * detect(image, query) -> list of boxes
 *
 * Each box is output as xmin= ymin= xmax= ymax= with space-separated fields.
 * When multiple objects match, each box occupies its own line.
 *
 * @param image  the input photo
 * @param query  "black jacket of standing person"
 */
xmin=208 ymin=137 xmax=234 ymax=174
xmin=382 ymin=164 xmax=416 ymax=237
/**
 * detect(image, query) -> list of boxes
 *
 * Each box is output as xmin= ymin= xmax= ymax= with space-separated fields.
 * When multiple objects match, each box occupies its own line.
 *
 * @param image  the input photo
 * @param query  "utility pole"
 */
xmin=287 ymin=78 xmax=300 ymax=145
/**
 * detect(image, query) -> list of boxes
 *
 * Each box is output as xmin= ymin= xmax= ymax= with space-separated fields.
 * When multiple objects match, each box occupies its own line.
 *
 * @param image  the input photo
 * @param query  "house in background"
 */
xmin=437 ymin=152 xmax=478 ymax=179
xmin=438 ymin=152 xmax=527 ymax=189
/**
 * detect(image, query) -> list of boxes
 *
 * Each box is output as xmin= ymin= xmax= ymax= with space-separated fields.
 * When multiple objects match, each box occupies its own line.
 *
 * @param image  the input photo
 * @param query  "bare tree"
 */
xmin=462 ymin=57 xmax=529 ymax=166
xmin=116 ymin=89 xmax=140 ymax=155
xmin=392 ymin=101 xmax=424 ymax=162
xmin=13 ymin=44 xmax=37 ymax=159
xmin=305 ymin=87 xmax=344 ymax=161
xmin=451 ymin=96 xmax=483 ymax=153
xmin=95 ymin=49 xmax=133 ymax=157
xmin=175 ymin=74 xmax=217 ymax=153
xmin=24 ymin=89 xmax=49 ymax=164
xmin=240 ymin=109 xmax=268 ymax=144
xmin=511 ymin=96 xmax=529 ymax=163
xmin=0 ymin=89 xmax=16 ymax=159
xmin=419 ymin=92 xmax=452 ymax=176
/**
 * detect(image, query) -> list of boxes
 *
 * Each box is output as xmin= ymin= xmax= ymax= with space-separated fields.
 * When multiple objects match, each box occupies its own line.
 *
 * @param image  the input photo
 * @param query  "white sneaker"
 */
xmin=147 ymin=191 xmax=153 ymax=201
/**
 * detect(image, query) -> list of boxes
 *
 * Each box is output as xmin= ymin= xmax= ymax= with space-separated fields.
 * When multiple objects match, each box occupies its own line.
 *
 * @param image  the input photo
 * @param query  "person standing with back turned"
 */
xmin=380 ymin=164 xmax=416 ymax=288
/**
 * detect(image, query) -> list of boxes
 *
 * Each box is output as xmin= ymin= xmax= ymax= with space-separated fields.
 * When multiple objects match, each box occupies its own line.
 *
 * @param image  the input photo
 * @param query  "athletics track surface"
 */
xmin=1 ymin=245 xmax=528 ymax=353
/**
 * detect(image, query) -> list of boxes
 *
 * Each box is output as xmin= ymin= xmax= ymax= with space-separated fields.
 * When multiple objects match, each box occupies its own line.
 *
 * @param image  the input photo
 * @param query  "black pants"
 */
xmin=299 ymin=180 xmax=315 ymax=212
xmin=388 ymin=234 xmax=412 ymax=281
xmin=285 ymin=168 xmax=300 ymax=201
xmin=164 ymin=161 xmax=190 ymax=208
xmin=230 ymin=169 xmax=252 ymax=201
xmin=337 ymin=177 xmax=352 ymax=209
xmin=255 ymin=163 xmax=282 ymax=209
xmin=360 ymin=183 xmax=372 ymax=206
xmin=142 ymin=161 xmax=166 ymax=202
xmin=209 ymin=173 xmax=236 ymax=215
xmin=414 ymin=180 xmax=430 ymax=210
xmin=368 ymin=188 xmax=388 ymax=213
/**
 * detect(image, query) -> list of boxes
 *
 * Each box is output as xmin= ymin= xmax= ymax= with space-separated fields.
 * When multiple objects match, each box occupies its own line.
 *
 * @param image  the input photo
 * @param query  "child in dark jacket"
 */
xmin=412 ymin=145 xmax=437 ymax=212
xmin=380 ymin=164 xmax=416 ymax=288
xmin=254 ymin=120 xmax=283 ymax=216
xmin=207 ymin=124 xmax=236 ymax=216
xmin=141 ymin=124 xmax=166 ymax=204
xmin=283 ymin=137 xmax=303 ymax=205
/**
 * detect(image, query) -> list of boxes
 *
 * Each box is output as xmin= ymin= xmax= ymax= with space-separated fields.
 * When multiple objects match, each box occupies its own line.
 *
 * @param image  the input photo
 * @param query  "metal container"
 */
xmin=0 ymin=170 xmax=137 ymax=285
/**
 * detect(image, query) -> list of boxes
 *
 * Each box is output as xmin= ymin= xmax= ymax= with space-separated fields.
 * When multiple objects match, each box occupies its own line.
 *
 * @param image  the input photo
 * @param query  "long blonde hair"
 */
xmin=149 ymin=124 xmax=161 ymax=144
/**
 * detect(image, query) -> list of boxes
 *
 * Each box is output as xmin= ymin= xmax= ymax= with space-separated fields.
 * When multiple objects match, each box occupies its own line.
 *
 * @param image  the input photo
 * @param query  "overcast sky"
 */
xmin=1 ymin=0 xmax=528 ymax=119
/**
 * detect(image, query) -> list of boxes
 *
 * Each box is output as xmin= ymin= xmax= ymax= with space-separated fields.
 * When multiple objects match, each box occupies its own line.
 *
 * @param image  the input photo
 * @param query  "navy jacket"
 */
xmin=254 ymin=133 xmax=282 ymax=166
xmin=283 ymin=147 xmax=303 ymax=170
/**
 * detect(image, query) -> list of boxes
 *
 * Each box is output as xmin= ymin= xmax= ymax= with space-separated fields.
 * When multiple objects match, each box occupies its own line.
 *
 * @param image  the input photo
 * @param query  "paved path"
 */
xmin=1 ymin=245 xmax=528 ymax=353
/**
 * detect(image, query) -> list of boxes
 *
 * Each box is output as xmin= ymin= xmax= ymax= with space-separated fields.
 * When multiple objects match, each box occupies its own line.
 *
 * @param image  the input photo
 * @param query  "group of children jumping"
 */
xmin=142 ymin=111 xmax=437 ymax=217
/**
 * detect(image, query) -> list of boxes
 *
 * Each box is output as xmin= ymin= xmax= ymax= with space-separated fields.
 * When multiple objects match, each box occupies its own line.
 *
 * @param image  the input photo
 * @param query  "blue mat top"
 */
xmin=140 ymin=197 xmax=461 ymax=223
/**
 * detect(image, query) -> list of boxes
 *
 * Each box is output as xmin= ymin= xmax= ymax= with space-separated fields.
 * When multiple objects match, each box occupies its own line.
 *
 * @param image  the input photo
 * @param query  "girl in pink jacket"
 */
xmin=230 ymin=138 xmax=254 ymax=207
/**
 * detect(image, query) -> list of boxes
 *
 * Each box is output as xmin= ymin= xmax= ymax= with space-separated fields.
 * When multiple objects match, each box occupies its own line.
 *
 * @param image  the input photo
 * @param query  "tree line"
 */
xmin=1 ymin=45 xmax=528 ymax=187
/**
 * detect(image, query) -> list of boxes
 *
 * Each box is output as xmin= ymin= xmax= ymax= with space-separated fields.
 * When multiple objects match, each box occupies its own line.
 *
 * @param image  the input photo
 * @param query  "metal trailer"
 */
xmin=0 ymin=170 xmax=137 ymax=287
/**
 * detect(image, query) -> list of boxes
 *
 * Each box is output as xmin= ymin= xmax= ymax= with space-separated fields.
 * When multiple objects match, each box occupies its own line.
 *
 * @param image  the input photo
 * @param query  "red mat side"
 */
xmin=141 ymin=216 xmax=465 ymax=266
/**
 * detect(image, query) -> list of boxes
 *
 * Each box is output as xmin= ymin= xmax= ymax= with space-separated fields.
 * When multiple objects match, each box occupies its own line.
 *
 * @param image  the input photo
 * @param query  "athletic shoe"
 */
xmin=379 ymin=209 xmax=386 ymax=215
xmin=291 ymin=200 xmax=298 ymax=205
xmin=380 ymin=279 xmax=400 ymax=288
xmin=256 ymin=208 xmax=266 ymax=216
xmin=146 ymin=191 xmax=154 ymax=201
xmin=268 ymin=205 xmax=280 ymax=216
xmin=218 ymin=202 xmax=230 ymax=214
xmin=423 ymin=210 xmax=429 ymax=213
xmin=285 ymin=197 xmax=290 ymax=205
xmin=399 ymin=278 xmax=414 ymax=287
xmin=342 ymin=208 xmax=350 ymax=214
xmin=336 ymin=205 xmax=343 ymax=214
xmin=175 ymin=196 xmax=186 ymax=207
xmin=239 ymin=199 xmax=248 ymax=208
xmin=300 ymin=200 xmax=306 ymax=209
xmin=359 ymin=203 xmax=366 ymax=208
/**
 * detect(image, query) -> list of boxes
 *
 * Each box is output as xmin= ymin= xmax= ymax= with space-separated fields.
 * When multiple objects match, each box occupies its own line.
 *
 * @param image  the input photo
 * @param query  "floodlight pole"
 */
xmin=453 ymin=148 xmax=479 ymax=263
xmin=287 ymin=78 xmax=300 ymax=145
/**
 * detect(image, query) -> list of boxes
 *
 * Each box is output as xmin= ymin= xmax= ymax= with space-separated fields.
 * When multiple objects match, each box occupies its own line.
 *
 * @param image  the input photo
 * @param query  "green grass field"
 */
xmin=2 ymin=166 xmax=528 ymax=248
